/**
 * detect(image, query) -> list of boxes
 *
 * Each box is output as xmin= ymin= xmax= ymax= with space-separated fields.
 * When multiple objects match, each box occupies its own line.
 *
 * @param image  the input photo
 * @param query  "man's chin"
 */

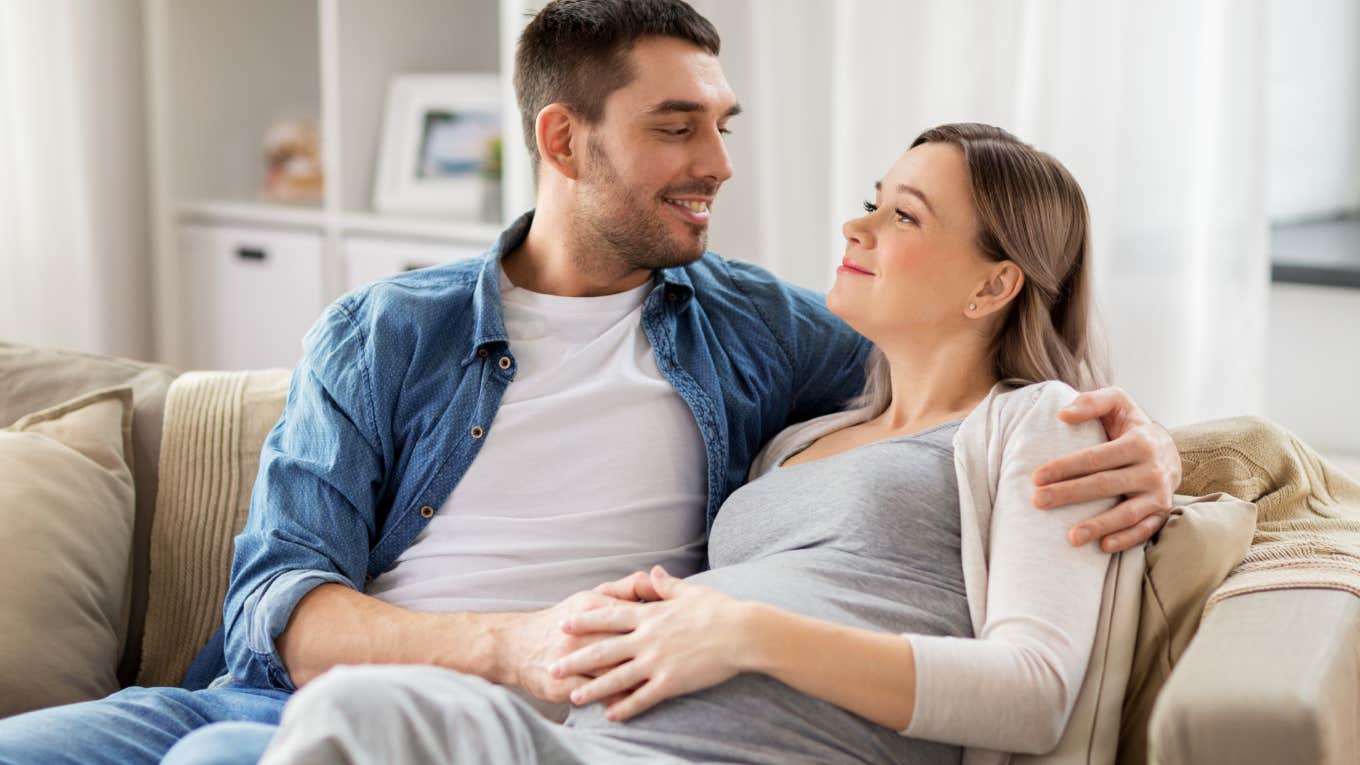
xmin=671 ymin=233 xmax=708 ymax=264
xmin=671 ymin=219 xmax=709 ymax=256
xmin=638 ymin=222 xmax=704 ymax=267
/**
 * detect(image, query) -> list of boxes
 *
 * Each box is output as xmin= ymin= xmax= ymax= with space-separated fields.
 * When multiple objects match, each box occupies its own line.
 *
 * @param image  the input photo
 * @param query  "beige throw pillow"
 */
xmin=1116 ymin=492 xmax=1257 ymax=765
xmin=0 ymin=387 xmax=137 ymax=717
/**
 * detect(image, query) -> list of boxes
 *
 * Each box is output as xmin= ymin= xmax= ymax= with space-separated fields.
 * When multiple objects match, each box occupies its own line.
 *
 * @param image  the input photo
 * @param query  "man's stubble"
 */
xmin=572 ymin=136 xmax=711 ymax=277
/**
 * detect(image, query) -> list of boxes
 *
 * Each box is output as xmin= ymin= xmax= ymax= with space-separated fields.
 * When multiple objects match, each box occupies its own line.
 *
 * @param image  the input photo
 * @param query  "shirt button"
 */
xmin=498 ymin=356 xmax=512 ymax=370
xmin=666 ymin=291 xmax=678 ymax=302
xmin=477 ymin=348 xmax=489 ymax=358
xmin=419 ymin=505 xmax=435 ymax=519
xmin=470 ymin=425 xmax=485 ymax=439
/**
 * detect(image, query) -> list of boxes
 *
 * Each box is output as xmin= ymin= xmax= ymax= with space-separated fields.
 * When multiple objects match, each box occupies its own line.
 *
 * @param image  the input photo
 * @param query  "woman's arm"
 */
xmin=903 ymin=383 xmax=1114 ymax=752
xmin=743 ymin=603 xmax=919 ymax=730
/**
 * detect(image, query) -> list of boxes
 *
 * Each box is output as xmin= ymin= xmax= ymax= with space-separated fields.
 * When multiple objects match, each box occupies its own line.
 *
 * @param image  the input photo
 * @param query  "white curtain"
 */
xmin=0 ymin=0 xmax=152 ymax=359
xmin=705 ymin=0 xmax=1270 ymax=427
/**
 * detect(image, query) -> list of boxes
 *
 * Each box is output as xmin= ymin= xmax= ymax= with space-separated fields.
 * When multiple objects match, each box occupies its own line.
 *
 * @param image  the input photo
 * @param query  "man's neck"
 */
xmin=501 ymin=204 xmax=653 ymax=297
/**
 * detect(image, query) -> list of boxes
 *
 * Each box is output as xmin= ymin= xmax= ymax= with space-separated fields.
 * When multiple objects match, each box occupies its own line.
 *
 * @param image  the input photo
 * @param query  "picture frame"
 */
xmin=373 ymin=73 xmax=503 ymax=219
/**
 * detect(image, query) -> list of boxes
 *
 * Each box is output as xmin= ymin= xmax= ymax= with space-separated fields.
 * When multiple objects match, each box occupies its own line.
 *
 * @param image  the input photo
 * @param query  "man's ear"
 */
xmin=971 ymin=261 xmax=1025 ymax=316
xmin=536 ymin=103 xmax=581 ymax=181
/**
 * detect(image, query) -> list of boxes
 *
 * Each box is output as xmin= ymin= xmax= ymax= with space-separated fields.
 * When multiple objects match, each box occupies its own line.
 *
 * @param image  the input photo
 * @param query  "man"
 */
xmin=0 ymin=2 xmax=1179 ymax=763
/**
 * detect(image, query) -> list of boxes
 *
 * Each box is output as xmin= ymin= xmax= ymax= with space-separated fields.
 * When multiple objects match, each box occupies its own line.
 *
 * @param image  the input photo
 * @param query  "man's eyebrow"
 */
xmin=874 ymin=181 xmax=935 ymax=217
xmin=645 ymin=99 xmax=743 ymax=118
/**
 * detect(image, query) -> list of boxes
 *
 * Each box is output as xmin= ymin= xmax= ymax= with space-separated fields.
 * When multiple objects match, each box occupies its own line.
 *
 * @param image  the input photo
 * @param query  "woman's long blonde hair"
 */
xmin=854 ymin=123 xmax=1110 ymax=415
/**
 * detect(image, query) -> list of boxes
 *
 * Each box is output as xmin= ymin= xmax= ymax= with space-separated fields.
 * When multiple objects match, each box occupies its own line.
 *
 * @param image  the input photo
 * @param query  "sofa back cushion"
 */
xmin=137 ymin=369 xmax=291 ymax=687
xmin=0 ymin=343 xmax=178 ymax=685
xmin=0 ymin=388 xmax=137 ymax=715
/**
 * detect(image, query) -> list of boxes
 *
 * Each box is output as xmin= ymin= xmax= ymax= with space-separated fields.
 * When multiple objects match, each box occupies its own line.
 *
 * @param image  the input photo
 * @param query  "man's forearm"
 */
xmin=276 ymin=583 xmax=519 ymax=688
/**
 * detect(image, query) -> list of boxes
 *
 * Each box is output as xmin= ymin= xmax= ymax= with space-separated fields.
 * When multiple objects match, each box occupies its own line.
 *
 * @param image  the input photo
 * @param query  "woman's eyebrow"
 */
xmin=874 ymin=181 xmax=935 ymax=217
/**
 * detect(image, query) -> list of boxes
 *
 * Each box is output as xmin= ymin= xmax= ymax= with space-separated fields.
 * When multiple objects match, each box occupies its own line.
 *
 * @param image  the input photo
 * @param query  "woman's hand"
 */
xmin=550 ymin=566 xmax=754 ymax=721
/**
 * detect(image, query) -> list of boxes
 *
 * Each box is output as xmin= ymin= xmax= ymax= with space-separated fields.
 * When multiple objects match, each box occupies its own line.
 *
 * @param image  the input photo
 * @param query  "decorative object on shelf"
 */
xmin=374 ymin=74 xmax=502 ymax=220
xmin=481 ymin=136 xmax=503 ymax=224
xmin=262 ymin=119 xmax=323 ymax=203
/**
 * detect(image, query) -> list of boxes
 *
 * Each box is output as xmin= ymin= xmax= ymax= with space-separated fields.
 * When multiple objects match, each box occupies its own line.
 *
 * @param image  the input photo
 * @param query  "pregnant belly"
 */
xmin=562 ymin=555 xmax=970 ymax=764
xmin=567 ymin=670 xmax=961 ymax=765
xmin=682 ymin=552 xmax=972 ymax=638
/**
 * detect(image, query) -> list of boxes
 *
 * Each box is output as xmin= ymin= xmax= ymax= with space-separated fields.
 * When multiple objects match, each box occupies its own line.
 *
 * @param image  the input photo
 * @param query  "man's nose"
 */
xmin=693 ymin=126 xmax=734 ymax=184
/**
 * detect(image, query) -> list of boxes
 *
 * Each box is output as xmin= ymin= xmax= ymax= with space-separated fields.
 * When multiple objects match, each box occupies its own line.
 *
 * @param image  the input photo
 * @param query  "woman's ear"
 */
xmin=968 ymin=262 xmax=1025 ymax=317
xmin=536 ymin=103 xmax=581 ymax=181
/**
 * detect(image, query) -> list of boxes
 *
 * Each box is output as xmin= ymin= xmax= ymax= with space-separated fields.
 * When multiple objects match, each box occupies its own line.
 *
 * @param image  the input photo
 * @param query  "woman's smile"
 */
xmin=838 ymin=257 xmax=875 ymax=276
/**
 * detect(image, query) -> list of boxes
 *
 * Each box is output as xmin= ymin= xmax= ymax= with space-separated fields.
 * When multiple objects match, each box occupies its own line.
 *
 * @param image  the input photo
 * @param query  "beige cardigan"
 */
xmin=750 ymin=380 xmax=1119 ymax=763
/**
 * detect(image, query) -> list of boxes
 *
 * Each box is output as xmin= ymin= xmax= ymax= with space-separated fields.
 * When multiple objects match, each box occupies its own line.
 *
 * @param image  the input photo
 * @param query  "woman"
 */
xmin=262 ymin=123 xmax=1116 ymax=765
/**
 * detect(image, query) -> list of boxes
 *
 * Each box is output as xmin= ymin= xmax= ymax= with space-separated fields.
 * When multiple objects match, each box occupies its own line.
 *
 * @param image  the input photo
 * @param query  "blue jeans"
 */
xmin=0 ymin=685 xmax=287 ymax=765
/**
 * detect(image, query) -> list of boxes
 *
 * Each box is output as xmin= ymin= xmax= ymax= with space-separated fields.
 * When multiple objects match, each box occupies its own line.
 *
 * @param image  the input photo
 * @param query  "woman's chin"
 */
xmin=825 ymin=288 xmax=863 ymax=330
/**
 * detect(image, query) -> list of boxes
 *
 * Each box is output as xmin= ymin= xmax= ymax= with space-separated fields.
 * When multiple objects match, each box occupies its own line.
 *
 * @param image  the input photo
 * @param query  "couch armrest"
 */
xmin=1148 ymin=589 xmax=1360 ymax=765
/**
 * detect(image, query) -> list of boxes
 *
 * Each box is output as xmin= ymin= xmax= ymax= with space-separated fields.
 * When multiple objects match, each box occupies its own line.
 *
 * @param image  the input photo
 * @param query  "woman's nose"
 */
xmin=843 ymin=215 xmax=874 ymax=249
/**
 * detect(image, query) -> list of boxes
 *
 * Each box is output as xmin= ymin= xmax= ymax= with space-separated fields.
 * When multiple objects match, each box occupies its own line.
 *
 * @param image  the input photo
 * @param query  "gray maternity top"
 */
xmin=567 ymin=418 xmax=972 ymax=764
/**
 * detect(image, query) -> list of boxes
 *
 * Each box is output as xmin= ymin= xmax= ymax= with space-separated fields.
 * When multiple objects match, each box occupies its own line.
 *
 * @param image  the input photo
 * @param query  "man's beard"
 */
xmin=573 ymin=137 xmax=713 ymax=273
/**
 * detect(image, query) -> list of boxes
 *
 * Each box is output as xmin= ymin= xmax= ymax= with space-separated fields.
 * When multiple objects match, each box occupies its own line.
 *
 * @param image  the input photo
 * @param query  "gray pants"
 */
xmin=258 ymin=665 xmax=689 ymax=765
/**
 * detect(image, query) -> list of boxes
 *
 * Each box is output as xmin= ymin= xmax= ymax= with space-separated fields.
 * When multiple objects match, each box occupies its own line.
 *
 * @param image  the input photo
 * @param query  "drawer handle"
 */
xmin=236 ymin=247 xmax=267 ymax=262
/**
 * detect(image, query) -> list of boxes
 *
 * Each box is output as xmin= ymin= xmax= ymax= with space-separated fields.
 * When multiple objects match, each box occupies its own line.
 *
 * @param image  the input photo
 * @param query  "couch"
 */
xmin=2 ymin=341 xmax=1358 ymax=764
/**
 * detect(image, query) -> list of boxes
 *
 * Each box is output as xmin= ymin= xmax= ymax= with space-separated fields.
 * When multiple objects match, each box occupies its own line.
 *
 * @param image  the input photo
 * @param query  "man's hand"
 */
xmin=496 ymin=590 xmax=644 ymax=703
xmin=1032 ymin=386 xmax=1182 ymax=553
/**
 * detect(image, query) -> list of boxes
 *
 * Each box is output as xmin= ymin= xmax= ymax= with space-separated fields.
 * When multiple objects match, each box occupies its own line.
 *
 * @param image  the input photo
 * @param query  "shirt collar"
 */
xmin=464 ymin=213 xmax=527 ymax=365
xmin=654 ymin=262 xmax=695 ymax=305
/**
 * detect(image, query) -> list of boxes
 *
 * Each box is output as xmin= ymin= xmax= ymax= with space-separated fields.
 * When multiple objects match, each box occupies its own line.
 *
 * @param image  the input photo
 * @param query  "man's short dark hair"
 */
xmin=514 ymin=0 xmax=721 ymax=168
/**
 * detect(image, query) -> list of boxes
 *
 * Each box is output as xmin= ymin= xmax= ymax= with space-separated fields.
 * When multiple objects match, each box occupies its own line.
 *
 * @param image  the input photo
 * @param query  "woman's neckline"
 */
xmin=776 ymin=417 xmax=964 ymax=470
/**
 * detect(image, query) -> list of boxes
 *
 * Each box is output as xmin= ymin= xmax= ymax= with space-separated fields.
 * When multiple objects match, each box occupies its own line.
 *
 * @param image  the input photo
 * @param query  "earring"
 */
xmin=968 ymin=303 xmax=977 ymax=312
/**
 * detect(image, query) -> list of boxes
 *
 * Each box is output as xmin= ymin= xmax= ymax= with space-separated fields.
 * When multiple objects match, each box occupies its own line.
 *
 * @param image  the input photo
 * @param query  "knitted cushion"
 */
xmin=136 ymin=370 xmax=290 ymax=687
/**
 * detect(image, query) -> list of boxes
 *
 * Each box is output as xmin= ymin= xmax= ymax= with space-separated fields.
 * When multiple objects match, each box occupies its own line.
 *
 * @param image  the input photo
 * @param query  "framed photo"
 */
xmin=373 ymin=74 xmax=502 ymax=218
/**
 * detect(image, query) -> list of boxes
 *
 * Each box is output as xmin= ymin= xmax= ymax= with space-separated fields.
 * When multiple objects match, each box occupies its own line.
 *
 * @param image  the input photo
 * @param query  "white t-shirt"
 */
xmin=367 ymin=270 xmax=709 ymax=613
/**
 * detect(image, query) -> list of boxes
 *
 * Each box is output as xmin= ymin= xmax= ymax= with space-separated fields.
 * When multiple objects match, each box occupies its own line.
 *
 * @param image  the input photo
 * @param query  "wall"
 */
xmin=1265 ymin=284 xmax=1360 ymax=454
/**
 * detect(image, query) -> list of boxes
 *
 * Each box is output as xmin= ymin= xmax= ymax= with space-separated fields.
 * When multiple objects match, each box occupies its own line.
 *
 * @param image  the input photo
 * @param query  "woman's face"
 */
xmin=827 ymin=142 xmax=996 ymax=346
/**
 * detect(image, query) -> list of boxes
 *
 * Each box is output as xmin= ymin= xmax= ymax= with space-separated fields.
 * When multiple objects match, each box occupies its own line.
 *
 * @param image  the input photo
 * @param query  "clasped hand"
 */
xmin=548 ymin=566 xmax=748 ymax=722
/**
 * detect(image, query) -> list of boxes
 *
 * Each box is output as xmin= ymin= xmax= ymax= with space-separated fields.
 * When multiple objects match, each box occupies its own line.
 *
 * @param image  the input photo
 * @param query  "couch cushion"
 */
xmin=0 ymin=343 xmax=179 ymax=686
xmin=138 ymin=369 xmax=291 ymax=687
xmin=0 ymin=388 xmax=136 ymax=716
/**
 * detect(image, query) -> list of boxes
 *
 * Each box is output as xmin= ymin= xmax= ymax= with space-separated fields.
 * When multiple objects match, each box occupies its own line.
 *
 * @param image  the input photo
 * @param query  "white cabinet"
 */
xmin=343 ymin=236 xmax=485 ymax=292
xmin=181 ymin=224 xmax=326 ymax=371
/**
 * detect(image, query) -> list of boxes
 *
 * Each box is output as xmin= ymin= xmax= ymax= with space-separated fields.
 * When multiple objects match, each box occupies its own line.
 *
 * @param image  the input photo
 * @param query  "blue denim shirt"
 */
xmin=218 ymin=212 xmax=871 ymax=691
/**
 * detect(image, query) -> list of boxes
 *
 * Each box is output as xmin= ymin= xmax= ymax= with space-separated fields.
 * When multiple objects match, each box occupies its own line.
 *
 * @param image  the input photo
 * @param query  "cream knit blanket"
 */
xmin=1172 ymin=416 xmax=1360 ymax=608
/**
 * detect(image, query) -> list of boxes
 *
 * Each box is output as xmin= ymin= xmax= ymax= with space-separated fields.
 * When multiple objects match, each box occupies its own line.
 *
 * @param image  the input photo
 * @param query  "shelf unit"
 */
xmin=145 ymin=0 xmax=537 ymax=369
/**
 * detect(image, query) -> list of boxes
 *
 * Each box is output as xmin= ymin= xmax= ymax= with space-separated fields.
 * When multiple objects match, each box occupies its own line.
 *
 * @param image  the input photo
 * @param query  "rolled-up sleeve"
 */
xmin=222 ymin=299 xmax=390 ymax=691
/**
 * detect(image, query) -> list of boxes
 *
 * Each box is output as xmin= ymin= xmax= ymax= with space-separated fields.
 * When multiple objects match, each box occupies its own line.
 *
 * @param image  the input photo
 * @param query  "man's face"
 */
xmin=574 ymin=36 xmax=739 ymax=270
